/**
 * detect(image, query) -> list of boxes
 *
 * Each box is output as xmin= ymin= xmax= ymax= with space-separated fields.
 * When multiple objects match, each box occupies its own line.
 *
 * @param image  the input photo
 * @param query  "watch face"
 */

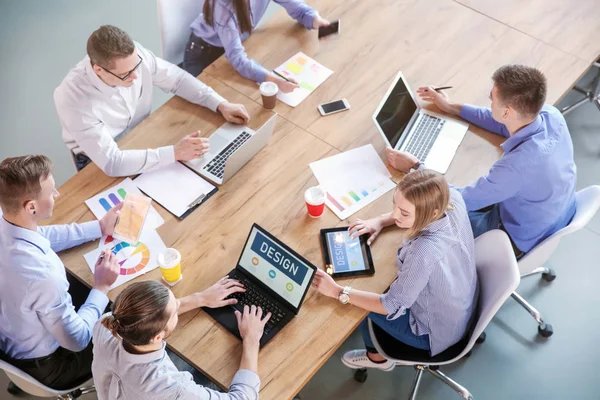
xmin=339 ymin=293 xmax=350 ymax=304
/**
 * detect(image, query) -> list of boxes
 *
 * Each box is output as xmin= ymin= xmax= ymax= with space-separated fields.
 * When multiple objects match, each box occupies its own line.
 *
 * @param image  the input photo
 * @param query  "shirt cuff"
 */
xmin=304 ymin=10 xmax=318 ymax=30
xmin=231 ymin=369 xmax=261 ymax=388
xmin=86 ymin=288 xmax=110 ymax=315
xmin=158 ymin=145 xmax=176 ymax=166
xmin=80 ymin=221 xmax=102 ymax=241
xmin=206 ymin=94 xmax=227 ymax=113
xmin=255 ymin=67 xmax=269 ymax=84
xmin=459 ymin=104 xmax=478 ymax=121
xmin=380 ymin=293 xmax=407 ymax=320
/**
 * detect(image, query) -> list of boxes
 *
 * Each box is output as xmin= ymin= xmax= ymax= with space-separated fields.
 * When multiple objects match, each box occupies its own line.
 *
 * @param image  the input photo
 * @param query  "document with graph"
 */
xmin=309 ymin=145 xmax=396 ymax=220
xmin=84 ymin=178 xmax=164 ymax=231
xmin=273 ymin=52 xmax=333 ymax=107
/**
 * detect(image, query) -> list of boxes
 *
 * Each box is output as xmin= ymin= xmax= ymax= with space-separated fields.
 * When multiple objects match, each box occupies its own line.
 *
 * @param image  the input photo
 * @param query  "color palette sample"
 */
xmin=112 ymin=241 xmax=151 ymax=275
xmin=99 ymin=188 xmax=127 ymax=211
xmin=326 ymin=182 xmax=384 ymax=214
xmin=274 ymin=52 xmax=334 ymax=107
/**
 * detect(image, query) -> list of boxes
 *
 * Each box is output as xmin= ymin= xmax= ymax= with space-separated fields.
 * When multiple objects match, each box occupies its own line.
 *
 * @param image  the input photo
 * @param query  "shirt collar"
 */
xmin=121 ymin=340 xmax=167 ymax=364
xmin=421 ymin=213 xmax=450 ymax=234
xmin=84 ymin=56 xmax=119 ymax=96
xmin=0 ymin=217 xmax=51 ymax=254
xmin=501 ymin=115 xmax=543 ymax=153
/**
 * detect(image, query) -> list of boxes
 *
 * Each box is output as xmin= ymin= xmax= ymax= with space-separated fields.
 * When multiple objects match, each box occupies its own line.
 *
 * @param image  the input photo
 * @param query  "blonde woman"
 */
xmin=313 ymin=169 xmax=479 ymax=370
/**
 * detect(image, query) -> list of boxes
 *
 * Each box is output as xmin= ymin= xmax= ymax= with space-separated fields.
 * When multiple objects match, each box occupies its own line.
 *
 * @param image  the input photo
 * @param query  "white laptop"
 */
xmin=185 ymin=114 xmax=277 ymax=185
xmin=372 ymin=72 xmax=468 ymax=174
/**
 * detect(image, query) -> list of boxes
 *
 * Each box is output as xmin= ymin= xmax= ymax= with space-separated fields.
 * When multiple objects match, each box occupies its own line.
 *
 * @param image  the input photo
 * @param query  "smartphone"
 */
xmin=318 ymin=20 xmax=340 ymax=39
xmin=318 ymin=99 xmax=350 ymax=116
xmin=112 ymin=193 xmax=152 ymax=244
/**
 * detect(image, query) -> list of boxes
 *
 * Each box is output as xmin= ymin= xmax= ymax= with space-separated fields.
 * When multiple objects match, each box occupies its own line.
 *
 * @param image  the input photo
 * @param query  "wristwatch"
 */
xmin=338 ymin=286 xmax=352 ymax=305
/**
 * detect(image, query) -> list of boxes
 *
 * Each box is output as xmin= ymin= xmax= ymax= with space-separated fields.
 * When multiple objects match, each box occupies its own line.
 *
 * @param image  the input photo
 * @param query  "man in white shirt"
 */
xmin=54 ymin=25 xmax=250 ymax=177
xmin=0 ymin=155 xmax=120 ymax=390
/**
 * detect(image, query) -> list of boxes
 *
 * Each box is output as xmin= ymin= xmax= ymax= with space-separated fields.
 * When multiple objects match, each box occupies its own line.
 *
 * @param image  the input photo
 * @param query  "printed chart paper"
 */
xmin=85 ymin=178 xmax=164 ymax=232
xmin=84 ymin=229 xmax=166 ymax=290
xmin=310 ymin=145 xmax=396 ymax=220
xmin=274 ymin=52 xmax=333 ymax=107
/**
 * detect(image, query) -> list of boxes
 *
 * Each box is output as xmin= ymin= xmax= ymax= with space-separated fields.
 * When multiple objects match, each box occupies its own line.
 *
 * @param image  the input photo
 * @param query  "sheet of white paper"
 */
xmin=309 ymin=144 xmax=396 ymax=220
xmin=274 ymin=52 xmax=333 ymax=107
xmin=133 ymin=163 xmax=216 ymax=218
xmin=85 ymin=178 xmax=164 ymax=233
xmin=85 ymin=229 xmax=167 ymax=290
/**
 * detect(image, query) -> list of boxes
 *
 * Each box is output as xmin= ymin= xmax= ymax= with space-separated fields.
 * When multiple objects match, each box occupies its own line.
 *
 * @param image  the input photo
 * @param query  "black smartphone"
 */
xmin=318 ymin=20 xmax=340 ymax=39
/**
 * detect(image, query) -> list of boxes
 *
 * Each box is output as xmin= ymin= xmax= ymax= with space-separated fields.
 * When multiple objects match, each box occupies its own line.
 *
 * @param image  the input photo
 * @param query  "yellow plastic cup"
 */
xmin=158 ymin=248 xmax=182 ymax=286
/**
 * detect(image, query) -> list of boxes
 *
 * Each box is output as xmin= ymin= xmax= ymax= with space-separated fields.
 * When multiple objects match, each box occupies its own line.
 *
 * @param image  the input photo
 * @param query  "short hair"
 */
xmin=396 ymin=169 xmax=450 ymax=239
xmin=492 ymin=65 xmax=547 ymax=117
xmin=87 ymin=25 xmax=135 ymax=69
xmin=0 ymin=155 xmax=53 ymax=213
xmin=101 ymin=281 xmax=171 ymax=346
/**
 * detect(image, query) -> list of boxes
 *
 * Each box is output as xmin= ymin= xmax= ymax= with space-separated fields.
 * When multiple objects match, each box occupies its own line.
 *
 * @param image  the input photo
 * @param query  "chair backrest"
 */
xmin=0 ymin=358 xmax=64 ymax=397
xmin=518 ymin=185 xmax=600 ymax=274
xmin=156 ymin=0 xmax=203 ymax=65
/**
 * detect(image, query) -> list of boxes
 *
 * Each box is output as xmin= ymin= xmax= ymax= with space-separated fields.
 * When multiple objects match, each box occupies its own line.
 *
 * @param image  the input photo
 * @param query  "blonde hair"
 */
xmin=101 ymin=281 xmax=171 ymax=346
xmin=396 ymin=169 xmax=451 ymax=239
xmin=0 ymin=155 xmax=53 ymax=213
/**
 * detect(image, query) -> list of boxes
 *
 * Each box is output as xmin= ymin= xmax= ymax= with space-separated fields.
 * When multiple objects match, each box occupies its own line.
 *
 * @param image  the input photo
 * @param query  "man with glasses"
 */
xmin=54 ymin=25 xmax=251 ymax=176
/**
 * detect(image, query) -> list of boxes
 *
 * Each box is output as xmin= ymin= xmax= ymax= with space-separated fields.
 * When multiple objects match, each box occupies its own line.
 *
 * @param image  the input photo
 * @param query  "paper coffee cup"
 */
xmin=260 ymin=81 xmax=278 ymax=109
xmin=158 ymin=248 xmax=182 ymax=286
xmin=305 ymin=186 xmax=326 ymax=218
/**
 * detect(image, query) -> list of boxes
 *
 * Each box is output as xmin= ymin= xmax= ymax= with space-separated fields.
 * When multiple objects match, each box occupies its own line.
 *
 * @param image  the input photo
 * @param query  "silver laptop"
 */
xmin=185 ymin=114 xmax=277 ymax=185
xmin=372 ymin=72 xmax=468 ymax=174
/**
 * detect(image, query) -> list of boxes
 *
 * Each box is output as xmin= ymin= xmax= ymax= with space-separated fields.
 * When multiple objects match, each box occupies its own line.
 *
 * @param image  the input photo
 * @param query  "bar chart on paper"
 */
xmin=310 ymin=145 xmax=396 ymax=220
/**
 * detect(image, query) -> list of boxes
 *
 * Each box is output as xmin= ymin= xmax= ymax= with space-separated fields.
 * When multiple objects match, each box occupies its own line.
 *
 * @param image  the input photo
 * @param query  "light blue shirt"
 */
xmin=190 ymin=0 xmax=317 ymax=83
xmin=92 ymin=317 xmax=261 ymax=400
xmin=456 ymin=104 xmax=577 ymax=252
xmin=381 ymin=189 xmax=479 ymax=356
xmin=0 ymin=218 xmax=107 ymax=359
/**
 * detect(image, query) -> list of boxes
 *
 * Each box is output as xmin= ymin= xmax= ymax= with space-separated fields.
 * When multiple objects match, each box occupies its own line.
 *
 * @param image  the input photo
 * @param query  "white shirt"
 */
xmin=54 ymin=42 xmax=226 ymax=177
xmin=92 ymin=317 xmax=261 ymax=400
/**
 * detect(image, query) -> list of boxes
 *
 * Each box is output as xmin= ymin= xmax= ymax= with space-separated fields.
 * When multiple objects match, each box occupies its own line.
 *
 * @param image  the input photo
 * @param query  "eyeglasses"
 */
xmin=99 ymin=54 xmax=143 ymax=81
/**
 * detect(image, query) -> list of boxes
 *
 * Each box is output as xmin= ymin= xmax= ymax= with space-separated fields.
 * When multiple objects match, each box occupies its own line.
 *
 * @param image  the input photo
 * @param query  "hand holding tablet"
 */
xmin=320 ymin=227 xmax=375 ymax=278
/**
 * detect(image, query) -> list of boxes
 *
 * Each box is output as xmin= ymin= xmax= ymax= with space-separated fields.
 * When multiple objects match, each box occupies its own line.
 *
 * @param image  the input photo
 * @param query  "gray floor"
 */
xmin=1 ymin=1 xmax=600 ymax=399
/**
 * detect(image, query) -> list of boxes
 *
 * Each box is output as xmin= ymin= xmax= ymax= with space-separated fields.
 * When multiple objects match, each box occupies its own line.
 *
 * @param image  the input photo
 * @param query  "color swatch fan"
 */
xmin=273 ymin=52 xmax=333 ymax=107
xmin=84 ymin=229 xmax=166 ymax=290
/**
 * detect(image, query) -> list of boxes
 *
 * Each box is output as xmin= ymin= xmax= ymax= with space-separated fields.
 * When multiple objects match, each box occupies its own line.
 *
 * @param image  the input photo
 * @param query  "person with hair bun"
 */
xmin=312 ymin=169 xmax=479 ymax=371
xmin=92 ymin=279 xmax=270 ymax=399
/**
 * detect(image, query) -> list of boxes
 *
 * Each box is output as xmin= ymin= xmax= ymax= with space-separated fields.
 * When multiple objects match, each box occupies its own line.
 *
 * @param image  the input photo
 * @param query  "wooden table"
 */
xmin=48 ymin=0 xmax=598 ymax=399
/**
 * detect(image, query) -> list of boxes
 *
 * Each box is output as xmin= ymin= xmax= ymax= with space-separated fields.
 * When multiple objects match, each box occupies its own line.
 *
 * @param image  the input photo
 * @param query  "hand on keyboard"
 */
xmin=199 ymin=276 xmax=246 ymax=308
xmin=235 ymin=305 xmax=272 ymax=344
xmin=174 ymin=132 xmax=210 ymax=161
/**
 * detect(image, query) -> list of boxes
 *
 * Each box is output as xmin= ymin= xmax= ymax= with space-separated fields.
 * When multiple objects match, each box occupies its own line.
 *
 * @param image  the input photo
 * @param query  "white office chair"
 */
xmin=156 ymin=0 xmax=203 ymax=65
xmin=561 ymin=60 xmax=600 ymax=115
xmin=510 ymin=185 xmax=600 ymax=337
xmin=352 ymin=230 xmax=520 ymax=399
xmin=0 ymin=358 xmax=95 ymax=399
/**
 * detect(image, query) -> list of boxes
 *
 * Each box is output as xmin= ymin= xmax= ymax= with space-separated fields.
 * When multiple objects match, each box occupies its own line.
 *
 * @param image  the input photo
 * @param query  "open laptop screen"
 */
xmin=238 ymin=225 xmax=315 ymax=310
xmin=374 ymin=74 xmax=418 ymax=148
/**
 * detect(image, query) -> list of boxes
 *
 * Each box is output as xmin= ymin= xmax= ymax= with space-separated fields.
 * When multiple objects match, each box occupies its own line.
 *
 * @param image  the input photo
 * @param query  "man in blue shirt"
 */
xmin=386 ymin=65 xmax=577 ymax=255
xmin=0 ymin=155 xmax=121 ymax=390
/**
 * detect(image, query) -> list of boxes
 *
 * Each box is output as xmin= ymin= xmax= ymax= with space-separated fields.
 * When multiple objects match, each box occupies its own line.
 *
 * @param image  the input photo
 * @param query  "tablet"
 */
xmin=320 ymin=227 xmax=375 ymax=278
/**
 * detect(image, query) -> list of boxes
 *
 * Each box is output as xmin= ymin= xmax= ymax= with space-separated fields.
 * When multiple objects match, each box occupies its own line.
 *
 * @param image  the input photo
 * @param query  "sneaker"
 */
xmin=342 ymin=349 xmax=395 ymax=371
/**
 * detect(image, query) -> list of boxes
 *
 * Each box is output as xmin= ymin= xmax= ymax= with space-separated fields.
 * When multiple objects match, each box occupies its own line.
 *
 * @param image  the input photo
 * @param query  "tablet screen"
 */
xmin=326 ymin=231 xmax=367 ymax=272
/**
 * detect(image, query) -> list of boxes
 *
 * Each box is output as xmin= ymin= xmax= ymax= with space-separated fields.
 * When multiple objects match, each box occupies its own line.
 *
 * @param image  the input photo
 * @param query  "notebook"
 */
xmin=134 ymin=163 xmax=218 ymax=219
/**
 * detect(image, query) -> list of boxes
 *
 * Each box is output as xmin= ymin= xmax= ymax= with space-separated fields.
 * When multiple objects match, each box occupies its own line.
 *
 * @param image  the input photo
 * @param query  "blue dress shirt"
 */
xmin=190 ymin=0 xmax=317 ymax=83
xmin=0 ymin=218 xmax=107 ymax=359
xmin=456 ymin=105 xmax=577 ymax=252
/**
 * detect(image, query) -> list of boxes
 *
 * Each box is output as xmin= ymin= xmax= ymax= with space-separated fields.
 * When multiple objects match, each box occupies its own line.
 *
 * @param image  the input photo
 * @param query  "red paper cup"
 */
xmin=305 ymin=186 xmax=326 ymax=218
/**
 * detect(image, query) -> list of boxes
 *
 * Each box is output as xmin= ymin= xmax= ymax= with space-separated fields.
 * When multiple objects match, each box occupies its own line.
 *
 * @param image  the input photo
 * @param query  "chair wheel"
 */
xmin=7 ymin=382 xmax=23 ymax=395
xmin=476 ymin=332 xmax=486 ymax=344
xmin=542 ymin=270 xmax=557 ymax=282
xmin=354 ymin=368 xmax=368 ymax=383
xmin=538 ymin=324 xmax=554 ymax=338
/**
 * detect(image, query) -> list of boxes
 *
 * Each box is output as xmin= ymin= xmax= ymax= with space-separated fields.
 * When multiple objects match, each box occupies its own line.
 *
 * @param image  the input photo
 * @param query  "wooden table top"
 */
xmin=47 ymin=1 xmax=597 ymax=398
xmin=454 ymin=0 xmax=600 ymax=63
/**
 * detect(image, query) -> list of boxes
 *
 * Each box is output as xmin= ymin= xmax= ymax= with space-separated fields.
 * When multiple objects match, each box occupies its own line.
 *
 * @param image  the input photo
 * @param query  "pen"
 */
xmin=431 ymin=86 xmax=453 ymax=92
xmin=272 ymin=70 xmax=293 ymax=83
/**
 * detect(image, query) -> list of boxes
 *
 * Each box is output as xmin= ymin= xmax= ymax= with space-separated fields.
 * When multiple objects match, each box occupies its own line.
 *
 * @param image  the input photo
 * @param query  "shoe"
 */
xmin=342 ymin=349 xmax=395 ymax=371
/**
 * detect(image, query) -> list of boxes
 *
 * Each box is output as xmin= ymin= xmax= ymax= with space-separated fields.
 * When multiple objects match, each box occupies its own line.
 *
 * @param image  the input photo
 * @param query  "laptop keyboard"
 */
xmin=226 ymin=271 xmax=287 ymax=335
xmin=404 ymin=114 xmax=445 ymax=161
xmin=203 ymin=131 xmax=251 ymax=179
